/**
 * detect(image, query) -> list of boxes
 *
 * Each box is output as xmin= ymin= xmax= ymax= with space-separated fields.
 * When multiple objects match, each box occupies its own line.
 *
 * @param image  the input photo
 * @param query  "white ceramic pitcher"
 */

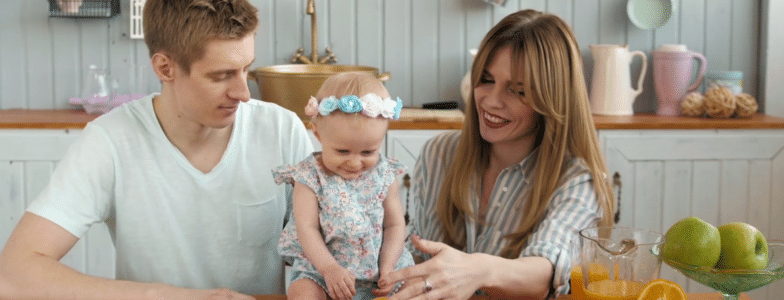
xmin=589 ymin=45 xmax=647 ymax=115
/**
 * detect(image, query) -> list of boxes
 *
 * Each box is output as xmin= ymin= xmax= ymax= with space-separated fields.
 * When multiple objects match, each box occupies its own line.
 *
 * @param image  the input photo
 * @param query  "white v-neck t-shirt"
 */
xmin=27 ymin=94 xmax=313 ymax=295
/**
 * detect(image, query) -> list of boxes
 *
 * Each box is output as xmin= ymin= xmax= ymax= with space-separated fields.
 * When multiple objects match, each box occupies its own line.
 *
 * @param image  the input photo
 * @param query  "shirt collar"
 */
xmin=512 ymin=147 xmax=538 ymax=185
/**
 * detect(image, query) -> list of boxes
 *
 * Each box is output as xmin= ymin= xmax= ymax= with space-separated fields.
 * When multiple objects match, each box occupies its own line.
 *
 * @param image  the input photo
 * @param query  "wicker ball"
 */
xmin=734 ymin=93 xmax=758 ymax=118
xmin=680 ymin=92 xmax=705 ymax=117
xmin=704 ymin=86 xmax=736 ymax=118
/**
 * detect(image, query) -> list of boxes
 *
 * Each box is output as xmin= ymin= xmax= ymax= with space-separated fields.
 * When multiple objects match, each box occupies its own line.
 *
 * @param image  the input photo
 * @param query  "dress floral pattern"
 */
xmin=273 ymin=153 xmax=408 ymax=280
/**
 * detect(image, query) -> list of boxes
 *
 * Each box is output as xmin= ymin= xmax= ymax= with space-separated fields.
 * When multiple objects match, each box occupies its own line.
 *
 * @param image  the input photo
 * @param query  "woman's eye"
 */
xmin=508 ymin=87 xmax=525 ymax=97
xmin=479 ymin=76 xmax=494 ymax=84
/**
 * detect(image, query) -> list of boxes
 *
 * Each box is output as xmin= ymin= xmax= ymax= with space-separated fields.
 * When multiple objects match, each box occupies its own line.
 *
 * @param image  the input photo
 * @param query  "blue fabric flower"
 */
xmin=338 ymin=95 xmax=363 ymax=113
xmin=318 ymin=96 xmax=338 ymax=116
xmin=394 ymin=98 xmax=403 ymax=119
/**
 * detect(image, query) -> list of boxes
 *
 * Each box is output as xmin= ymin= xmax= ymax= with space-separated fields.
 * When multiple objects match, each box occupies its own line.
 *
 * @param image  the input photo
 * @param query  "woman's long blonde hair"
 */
xmin=436 ymin=9 xmax=615 ymax=258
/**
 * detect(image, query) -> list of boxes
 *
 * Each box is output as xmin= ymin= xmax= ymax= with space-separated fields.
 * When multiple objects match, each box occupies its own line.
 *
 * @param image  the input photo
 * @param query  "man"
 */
xmin=0 ymin=0 xmax=312 ymax=299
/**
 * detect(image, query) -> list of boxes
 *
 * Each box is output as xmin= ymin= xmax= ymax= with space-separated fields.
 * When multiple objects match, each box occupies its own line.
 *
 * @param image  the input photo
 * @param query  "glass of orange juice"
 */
xmin=577 ymin=226 xmax=664 ymax=300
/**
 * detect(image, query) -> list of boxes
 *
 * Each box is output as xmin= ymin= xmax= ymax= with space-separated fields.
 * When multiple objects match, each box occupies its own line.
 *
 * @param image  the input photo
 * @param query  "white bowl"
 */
xmin=627 ymin=0 xmax=675 ymax=30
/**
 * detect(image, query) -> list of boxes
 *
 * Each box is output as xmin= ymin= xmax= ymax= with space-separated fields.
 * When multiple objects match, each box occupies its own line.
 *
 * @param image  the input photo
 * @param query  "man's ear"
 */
xmin=151 ymin=53 xmax=176 ymax=82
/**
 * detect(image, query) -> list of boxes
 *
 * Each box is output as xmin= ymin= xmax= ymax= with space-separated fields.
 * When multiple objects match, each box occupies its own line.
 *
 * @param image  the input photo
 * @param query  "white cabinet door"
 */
xmin=386 ymin=130 xmax=453 ymax=223
xmin=599 ymin=129 xmax=784 ymax=298
xmin=0 ymin=129 xmax=117 ymax=279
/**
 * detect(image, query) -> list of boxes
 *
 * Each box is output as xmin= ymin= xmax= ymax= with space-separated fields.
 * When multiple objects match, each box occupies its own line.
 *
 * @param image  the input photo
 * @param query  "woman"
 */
xmin=379 ymin=9 xmax=615 ymax=300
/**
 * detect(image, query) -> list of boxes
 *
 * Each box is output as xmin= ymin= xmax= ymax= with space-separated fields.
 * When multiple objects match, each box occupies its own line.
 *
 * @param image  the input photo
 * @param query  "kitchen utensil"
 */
xmin=589 ymin=44 xmax=647 ymax=116
xmin=74 ymin=65 xmax=111 ymax=114
xmin=578 ymin=226 xmax=664 ymax=300
xmin=248 ymin=65 xmax=389 ymax=120
xmin=704 ymin=71 xmax=743 ymax=95
xmin=249 ymin=0 xmax=389 ymax=120
xmin=652 ymin=45 xmax=707 ymax=116
xmin=657 ymin=241 xmax=784 ymax=300
xmin=658 ymin=44 xmax=687 ymax=52
xmin=422 ymin=101 xmax=458 ymax=110
xmin=627 ymin=0 xmax=675 ymax=30
xmin=70 ymin=65 xmax=144 ymax=114
xmin=56 ymin=0 xmax=82 ymax=13
xmin=481 ymin=0 xmax=507 ymax=6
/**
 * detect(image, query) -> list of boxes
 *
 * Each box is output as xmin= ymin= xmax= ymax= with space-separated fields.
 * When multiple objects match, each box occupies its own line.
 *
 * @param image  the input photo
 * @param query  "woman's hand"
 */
xmin=321 ymin=263 xmax=356 ymax=300
xmin=380 ymin=235 xmax=488 ymax=300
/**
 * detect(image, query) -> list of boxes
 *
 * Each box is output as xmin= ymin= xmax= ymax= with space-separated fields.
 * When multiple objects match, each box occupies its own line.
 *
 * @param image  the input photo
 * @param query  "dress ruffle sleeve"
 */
xmin=385 ymin=157 xmax=407 ymax=178
xmin=271 ymin=154 xmax=321 ymax=194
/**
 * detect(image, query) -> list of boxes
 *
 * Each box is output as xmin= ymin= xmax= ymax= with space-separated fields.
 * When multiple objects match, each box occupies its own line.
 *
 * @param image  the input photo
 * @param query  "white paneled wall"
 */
xmin=0 ymin=0 xmax=765 ymax=113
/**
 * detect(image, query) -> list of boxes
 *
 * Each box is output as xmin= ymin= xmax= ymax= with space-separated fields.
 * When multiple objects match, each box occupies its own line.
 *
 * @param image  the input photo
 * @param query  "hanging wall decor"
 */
xmin=49 ymin=0 xmax=120 ymax=19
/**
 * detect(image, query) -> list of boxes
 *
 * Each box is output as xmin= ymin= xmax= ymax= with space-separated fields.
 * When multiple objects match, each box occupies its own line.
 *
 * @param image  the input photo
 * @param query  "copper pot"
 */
xmin=248 ymin=64 xmax=390 ymax=120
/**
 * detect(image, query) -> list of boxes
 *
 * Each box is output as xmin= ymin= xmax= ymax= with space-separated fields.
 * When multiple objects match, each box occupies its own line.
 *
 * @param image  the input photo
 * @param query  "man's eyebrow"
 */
xmin=205 ymin=58 xmax=256 ymax=76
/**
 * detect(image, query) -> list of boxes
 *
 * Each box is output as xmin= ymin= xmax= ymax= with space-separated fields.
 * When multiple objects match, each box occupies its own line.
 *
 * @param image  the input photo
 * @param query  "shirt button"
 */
xmin=502 ymin=186 xmax=508 ymax=192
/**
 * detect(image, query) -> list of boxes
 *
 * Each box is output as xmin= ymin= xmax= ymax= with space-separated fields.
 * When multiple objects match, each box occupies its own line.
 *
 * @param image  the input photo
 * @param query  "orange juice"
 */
xmin=570 ymin=264 xmax=610 ymax=299
xmin=584 ymin=279 xmax=645 ymax=300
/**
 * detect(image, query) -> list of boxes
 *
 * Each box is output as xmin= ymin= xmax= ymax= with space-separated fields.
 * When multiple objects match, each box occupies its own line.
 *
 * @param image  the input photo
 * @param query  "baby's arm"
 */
xmin=376 ymin=179 xmax=407 ymax=292
xmin=292 ymin=182 xmax=356 ymax=300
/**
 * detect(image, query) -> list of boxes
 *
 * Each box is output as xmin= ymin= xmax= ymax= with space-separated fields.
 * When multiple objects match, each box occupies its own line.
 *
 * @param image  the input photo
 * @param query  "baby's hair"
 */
xmin=315 ymin=72 xmax=390 ymax=100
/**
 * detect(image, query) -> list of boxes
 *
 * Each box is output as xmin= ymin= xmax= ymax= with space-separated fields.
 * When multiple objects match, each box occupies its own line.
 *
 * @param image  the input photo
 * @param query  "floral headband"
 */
xmin=304 ymin=93 xmax=403 ymax=120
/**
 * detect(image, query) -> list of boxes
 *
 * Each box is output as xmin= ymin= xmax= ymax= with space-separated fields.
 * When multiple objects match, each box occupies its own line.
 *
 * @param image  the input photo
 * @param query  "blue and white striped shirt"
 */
xmin=405 ymin=131 xmax=602 ymax=298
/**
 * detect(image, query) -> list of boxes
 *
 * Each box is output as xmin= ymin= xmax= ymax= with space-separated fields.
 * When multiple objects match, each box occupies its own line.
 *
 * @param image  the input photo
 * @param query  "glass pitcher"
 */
xmin=577 ymin=226 xmax=664 ymax=300
xmin=81 ymin=65 xmax=111 ymax=113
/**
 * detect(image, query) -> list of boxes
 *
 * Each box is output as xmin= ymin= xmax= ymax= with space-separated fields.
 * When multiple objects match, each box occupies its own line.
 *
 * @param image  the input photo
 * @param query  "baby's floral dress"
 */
xmin=272 ymin=153 xmax=413 ymax=282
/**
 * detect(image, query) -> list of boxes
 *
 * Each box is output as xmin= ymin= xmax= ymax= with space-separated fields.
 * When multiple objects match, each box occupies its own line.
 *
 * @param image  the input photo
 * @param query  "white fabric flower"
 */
xmin=360 ymin=93 xmax=383 ymax=118
xmin=381 ymin=98 xmax=397 ymax=119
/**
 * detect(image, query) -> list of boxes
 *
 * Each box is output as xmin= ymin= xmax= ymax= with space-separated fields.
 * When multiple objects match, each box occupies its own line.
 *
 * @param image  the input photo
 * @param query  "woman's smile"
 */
xmin=482 ymin=111 xmax=511 ymax=128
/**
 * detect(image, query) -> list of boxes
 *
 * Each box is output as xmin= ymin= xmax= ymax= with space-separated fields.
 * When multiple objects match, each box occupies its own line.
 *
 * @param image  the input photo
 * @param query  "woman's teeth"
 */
xmin=484 ymin=112 xmax=508 ymax=124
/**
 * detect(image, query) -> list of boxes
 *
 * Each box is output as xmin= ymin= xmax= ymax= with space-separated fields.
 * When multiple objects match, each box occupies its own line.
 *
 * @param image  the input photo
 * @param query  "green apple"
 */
xmin=661 ymin=216 xmax=721 ymax=267
xmin=715 ymin=222 xmax=769 ymax=270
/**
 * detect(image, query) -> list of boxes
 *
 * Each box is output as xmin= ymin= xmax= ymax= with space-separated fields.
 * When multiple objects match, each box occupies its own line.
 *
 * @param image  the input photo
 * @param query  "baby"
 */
xmin=272 ymin=72 xmax=414 ymax=300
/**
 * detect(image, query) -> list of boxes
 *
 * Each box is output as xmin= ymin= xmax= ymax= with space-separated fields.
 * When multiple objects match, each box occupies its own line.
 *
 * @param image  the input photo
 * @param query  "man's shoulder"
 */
xmin=86 ymin=94 xmax=155 ymax=132
xmin=237 ymin=99 xmax=304 ymax=130
xmin=242 ymin=99 xmax=298 ymax=117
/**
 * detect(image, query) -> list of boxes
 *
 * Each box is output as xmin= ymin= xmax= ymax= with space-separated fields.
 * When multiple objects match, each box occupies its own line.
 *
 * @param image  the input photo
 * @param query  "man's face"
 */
xmin=170 ymin=35 xmax=255 ymax=129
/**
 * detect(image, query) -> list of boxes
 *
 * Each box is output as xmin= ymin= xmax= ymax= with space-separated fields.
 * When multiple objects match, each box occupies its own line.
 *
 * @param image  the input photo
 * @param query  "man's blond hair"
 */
xmin=143 ymin=0 xmax=258 ymax=73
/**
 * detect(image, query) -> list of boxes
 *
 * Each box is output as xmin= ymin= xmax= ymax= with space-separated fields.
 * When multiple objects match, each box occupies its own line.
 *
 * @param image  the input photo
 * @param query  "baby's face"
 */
xmin=314 ymin=113 xmax=388 ymax=180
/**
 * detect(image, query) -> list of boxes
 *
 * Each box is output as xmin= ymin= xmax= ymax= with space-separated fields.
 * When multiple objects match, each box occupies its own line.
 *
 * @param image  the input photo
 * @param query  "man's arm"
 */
xmin=0 ymin=212 xmax=253 ymax=300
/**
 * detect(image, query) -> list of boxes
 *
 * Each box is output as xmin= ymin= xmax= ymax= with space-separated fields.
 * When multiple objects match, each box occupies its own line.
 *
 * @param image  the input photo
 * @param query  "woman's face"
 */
xmin=473 ymin=46 xmax=541 ymax=147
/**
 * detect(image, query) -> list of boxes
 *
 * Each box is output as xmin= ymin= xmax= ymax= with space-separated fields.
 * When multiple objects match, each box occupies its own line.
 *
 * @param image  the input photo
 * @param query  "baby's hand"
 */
xmin=372 ymin=271 xmax=395 ymax=297
xmin=322 ymin=264 xmax=356 ymax=300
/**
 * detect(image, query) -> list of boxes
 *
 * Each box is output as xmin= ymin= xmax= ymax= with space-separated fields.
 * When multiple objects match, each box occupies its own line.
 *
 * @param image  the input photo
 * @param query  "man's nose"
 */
xmin=229 ymin=72 xmax=251 ymax=102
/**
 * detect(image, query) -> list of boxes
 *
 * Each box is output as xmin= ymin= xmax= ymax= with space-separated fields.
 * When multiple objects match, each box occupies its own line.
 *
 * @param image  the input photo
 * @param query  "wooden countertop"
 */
xmin=2 ymin=109 xmax=784 ymax=130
